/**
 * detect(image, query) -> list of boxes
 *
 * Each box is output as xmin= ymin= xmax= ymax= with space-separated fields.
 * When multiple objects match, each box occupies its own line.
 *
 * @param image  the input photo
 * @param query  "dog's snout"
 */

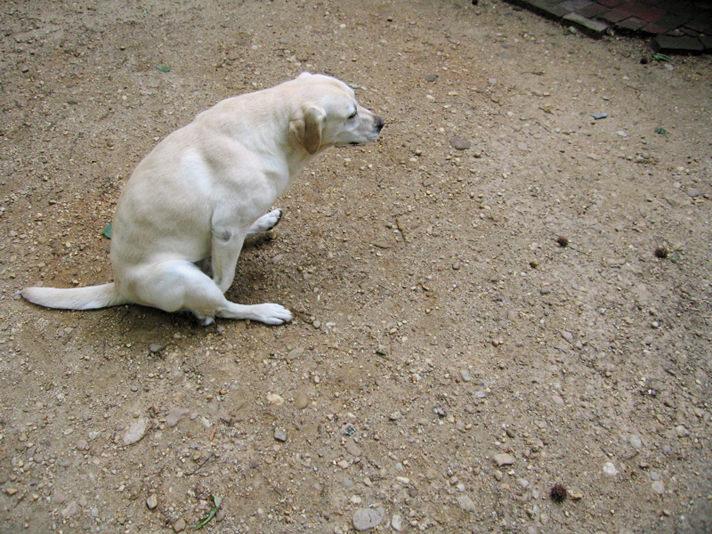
xmin=375 ymin=116 xmax=385 ymax=132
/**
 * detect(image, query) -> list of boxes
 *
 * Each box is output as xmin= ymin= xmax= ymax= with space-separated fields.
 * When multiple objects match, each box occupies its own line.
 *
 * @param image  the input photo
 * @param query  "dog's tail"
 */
xmin=21 ymin=283 xmax=128 ymax=310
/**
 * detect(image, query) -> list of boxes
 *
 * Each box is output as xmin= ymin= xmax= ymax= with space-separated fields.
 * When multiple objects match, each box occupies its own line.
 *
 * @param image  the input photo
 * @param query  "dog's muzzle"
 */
xmin=375 ymin=116 xmax=385 ymax=133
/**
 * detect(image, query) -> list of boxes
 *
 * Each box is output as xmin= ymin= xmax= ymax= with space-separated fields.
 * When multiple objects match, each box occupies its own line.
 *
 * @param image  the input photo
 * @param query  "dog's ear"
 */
xmin=290 ymin=105 xmax=325 ymax=155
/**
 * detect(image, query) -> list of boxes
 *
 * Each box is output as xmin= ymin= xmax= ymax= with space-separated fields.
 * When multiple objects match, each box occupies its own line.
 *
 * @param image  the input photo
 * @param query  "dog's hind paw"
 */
xmin=250 ymin=209 xmax=283 ymax=234
xmin=198 ymin=316 xmax=215 ymax=327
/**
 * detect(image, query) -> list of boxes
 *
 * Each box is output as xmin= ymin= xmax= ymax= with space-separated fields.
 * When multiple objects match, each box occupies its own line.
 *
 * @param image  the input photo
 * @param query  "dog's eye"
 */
xmin=348 ymin=110 xmax=358 ymax=119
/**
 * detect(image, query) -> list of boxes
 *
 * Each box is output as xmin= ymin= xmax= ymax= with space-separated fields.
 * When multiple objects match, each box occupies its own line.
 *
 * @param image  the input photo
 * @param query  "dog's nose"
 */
xmin=375 ymin=116 xmax=385 ymax=132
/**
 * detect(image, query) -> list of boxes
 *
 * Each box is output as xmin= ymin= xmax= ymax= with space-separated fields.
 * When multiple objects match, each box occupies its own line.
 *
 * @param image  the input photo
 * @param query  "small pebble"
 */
xmin=629 ymin=435 xmax=642 ymax=449
xmin=267 ymin=393 xmax=284 ymax=406
xmin=146 ymin=494 xmax=158 ymax=510
xmin=148 ymin=343 xmax=164 ymax=354
xmin=592 ymin=112 xmax=608 ymax=120
xmin=274 ymin=428 xmax=287 ymax=442
xmin=123 ymin=417 xmax=148 ymax=445
xmin=344 ymin=440 xmax=362 ymax=457
xmin=166 ymin=407 xmax=190 ymax=428
xmin=61 ymin=501 xmax=79 ymax=519
xmin=352 ymin=507 xmax=385 ymax=531
xmin=603 ymin=461 xmax=618 ymax=476
xmin=652 ymin=480 xmax=665 ymax=494
xmin=460 ymin=369 xmax=472 ymax=382
xmin=391 ymin=513 xmax=403 ymax=532
xmin=173 ymin=518 xmax=186 ymax=532
xmin=450 ymin=136 xmax=471 ymax=151
xmin=457 ymin=494 xmax=476 ymax=513
xmin=493 ymin=453 xmax=515 ymax=467
xmin=294 ymin=390 xmax=309 ymax=409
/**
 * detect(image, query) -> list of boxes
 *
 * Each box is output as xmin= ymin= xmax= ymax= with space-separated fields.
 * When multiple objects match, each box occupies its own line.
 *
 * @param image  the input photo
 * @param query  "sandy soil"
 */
xmin=1 ymin=1 xmax=711 ymax=532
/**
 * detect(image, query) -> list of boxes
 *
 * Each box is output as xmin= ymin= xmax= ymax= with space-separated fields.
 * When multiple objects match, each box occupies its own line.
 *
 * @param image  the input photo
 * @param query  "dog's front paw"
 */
xmin=262 ymin=208 xmax=283 ymax=231
xmin=252 ymin=303 xmax=292 ymax=325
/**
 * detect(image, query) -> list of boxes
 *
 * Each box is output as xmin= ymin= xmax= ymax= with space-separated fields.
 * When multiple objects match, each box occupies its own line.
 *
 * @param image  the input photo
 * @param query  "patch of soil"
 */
xmin=1 ymin=1 xmax=710 ymax=532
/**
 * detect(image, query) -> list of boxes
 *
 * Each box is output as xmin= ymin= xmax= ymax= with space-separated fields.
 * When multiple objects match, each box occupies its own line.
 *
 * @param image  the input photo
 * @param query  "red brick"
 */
xmin=578 ymin=3 xmax=610 ymax=18
xmin=597 ymin=0 xmax=622 ymax=7
xmin=617 ymin=1 xmax=665 ymax=23
xmin=601 ymin=8 xmax=631 ymax=22
xmin=617 ymin=16 xmax=647 ymax=31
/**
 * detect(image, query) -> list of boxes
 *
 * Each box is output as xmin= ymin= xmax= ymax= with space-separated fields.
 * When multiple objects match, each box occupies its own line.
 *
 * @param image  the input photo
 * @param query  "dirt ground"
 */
xmin=1 ymin=0 xmax=711 ymax=532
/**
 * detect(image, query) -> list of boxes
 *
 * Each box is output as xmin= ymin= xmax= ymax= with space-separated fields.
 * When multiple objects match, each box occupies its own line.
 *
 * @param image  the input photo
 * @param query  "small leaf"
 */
xmin=654 ymin=127 xmax=668 ymax=136
xmin=102 ymin=223 xmax=112 ymax=239
xmin=193 ymin=495 xmax=222 ymax=530
xmin=652 ymin=53 xmax=671 ymax=62
xmin=156 ymin=64 xmax=171 ymax=73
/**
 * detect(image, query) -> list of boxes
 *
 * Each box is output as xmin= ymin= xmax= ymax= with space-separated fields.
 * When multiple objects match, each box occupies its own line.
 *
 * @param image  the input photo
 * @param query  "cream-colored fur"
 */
xmin=22 ymin=73 xmax=384 ymax=325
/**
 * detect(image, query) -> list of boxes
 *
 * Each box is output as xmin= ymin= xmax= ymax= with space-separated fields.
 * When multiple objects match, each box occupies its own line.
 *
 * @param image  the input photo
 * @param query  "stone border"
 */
xmin=503 ymin=0 xmax=712 ymax=53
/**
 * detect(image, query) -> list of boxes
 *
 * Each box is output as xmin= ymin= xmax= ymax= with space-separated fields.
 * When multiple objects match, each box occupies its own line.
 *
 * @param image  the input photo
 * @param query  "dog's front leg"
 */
xmin=210 ymin=226 xmax=246 ymax=293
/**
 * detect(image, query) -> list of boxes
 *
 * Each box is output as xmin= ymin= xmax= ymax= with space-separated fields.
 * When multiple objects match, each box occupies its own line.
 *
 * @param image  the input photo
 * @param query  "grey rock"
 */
xmin=352 ymin=507 xmax=385 ymax=531
xmin=629 ymin=435 xmax=642 ymax=449
xmin=294 ymin=390 xmax=309 ymax=409
xmin=123 ymin=418 xmax=148 ymax=445
xmin=457 ymin=494 xmax=476 ymax=513
xmin=592 ymin=112 xmax=608 ymax=120
xmin=493 ymin=453 xmax=514 ymax=466
xmin=460 ymin=369 xmax=472 ymax=382
xmin=166 ymin=407 xmax=190 ymax=428
xmin=652 ymin=480 xmax=665 ymax=494
xmin=687 ymin=188 xmax=702 ymax=198
xmin=344 ymin=440 xmax=362 ymax=457
xmin=146 ymin=494 xmax=158 ymax=510
xmin=173 ymin=518 xmax=186 ymax=532
xmin=424 ymin=74 xmax=438 ymax=82
xmin=391 ymin=513 xmax=403 ymax=531
xmin=274 ymin=428 xmax=287 ymax=442
xmin=450 ymin=136 xmax=471 ymax=151
xmin=602 ymin=461 xmax=618 ymax=476
xmin=61 ymin=500 xmax=79 ymax=519
xmin=149 ymin=343 xmax=165 ymax=353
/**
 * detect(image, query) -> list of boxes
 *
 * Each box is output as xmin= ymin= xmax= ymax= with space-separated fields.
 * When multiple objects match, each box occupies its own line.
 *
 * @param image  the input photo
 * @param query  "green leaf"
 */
xmin=156 ymin=64 xmax=171 ymax=73
xmin=102 ymin=223 xmax=112 ymax=239
xmin=193 ymin=496 xmax=222 ymax=530
xmin=654 ymin=127 xmax=668 ymax=136
xmin=652 ymin=53 xmax=671 ymax=62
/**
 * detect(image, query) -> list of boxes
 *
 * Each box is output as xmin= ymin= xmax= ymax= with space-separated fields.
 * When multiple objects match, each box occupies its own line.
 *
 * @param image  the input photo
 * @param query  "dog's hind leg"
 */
xmin=246 ymin=209 xmax=282 ymax=236
xmin=128 ymin=260 xmax=292 ymax=325
xmin=210 ymin=227 xmax=246 ymax=293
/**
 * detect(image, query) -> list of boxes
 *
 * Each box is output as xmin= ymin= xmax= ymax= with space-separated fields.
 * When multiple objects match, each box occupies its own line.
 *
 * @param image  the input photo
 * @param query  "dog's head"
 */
xmin=289 ymin=73 xmax=384 ymax=155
